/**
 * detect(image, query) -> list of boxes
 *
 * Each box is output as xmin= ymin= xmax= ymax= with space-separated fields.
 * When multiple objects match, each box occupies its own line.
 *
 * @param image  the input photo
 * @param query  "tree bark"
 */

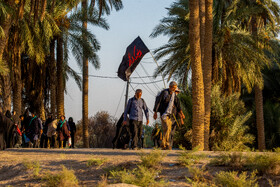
xmin=0 ymin=16 xmax=12 ymax=66
xmin=0 ymin=74 xmax=12 ymax=112
xmin=82 ymin=0 xmax=90 ymax=148
xmin=189 ymin=0 xmax=205 ymax=150
xmin=56 ymin=36 xmax=64 ymax=118
xmin=203 ymin=0 xmax=213 ymax=151
xmin=255 ymin=85 xmax=265 ymax=151
xmin=50 ymin=39 xmax=57 ymax=117
xmin=251 ymin=16 xmax=266 ymax=151
xmin=12 ymin=28 xmax=22 ymax=122
xmin=199 ymin=0 xmax=205 ymax=64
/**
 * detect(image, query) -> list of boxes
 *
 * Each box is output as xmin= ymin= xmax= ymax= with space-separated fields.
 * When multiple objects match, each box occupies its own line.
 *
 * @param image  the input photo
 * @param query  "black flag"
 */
xmin=117 ymin=36 xmax=150 ymax=81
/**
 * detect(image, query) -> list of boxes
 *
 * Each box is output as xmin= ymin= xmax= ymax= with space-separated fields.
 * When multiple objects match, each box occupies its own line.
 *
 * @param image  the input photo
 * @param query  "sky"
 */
xmin=64 ymin=0 xmax=174 ymax=124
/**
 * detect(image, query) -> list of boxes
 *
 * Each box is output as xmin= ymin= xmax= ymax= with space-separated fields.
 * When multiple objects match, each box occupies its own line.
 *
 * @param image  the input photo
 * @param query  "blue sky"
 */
xmin=65 ymin=0 xmax=174 ymax=123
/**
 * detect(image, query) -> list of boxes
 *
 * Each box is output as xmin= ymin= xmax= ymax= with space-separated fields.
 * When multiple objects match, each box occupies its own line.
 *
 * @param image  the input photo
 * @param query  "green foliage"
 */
xmin=210 ymin=152 xmax=244 ymax=169
xmin=214 ymin=171 xmax=259 ymax=187
xmin=110 ymin=149 xmax=167 ymax=186
xmin=245 ymin=153 xmax=280 ymax=175
xmin=110 ymin=165 xmax=166 ymax=187
xmin=87 ymin=157 xmax=108 ymax=167
xmin=178 ymin=146 xmax=206 ymax=167
xmin=23 ymin=161 xmax=41 ymax=177
xmin=210 ymin=85 xmax=254 ymax=151
xmin=138 ymin=149 xmax=166 ymax=169
xmin=42 ymin=165 xmax=79 ymax=187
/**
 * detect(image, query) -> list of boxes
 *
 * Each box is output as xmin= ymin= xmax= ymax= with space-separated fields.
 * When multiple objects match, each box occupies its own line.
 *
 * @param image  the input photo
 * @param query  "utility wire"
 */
xmin=140 ymin=63 xmax=161 ymax=91
xmin=130 ymin=79 xmax=167 ymax=85
xmin=134 ymin=70 xmax=156 ymax=96
xmin=77 ymin=73 xmax=154 ymax=79
xmin=114 ymin=83 xmax=126 ymax=118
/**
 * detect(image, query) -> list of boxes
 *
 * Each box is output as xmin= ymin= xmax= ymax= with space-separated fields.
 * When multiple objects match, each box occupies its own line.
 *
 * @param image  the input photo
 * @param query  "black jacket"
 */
xmin=153 ymin=89 xmax=182 ymax=116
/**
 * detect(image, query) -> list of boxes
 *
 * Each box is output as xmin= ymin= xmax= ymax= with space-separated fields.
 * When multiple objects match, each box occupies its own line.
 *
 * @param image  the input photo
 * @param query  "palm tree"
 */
xmin=189 ymin=0 xmax=205 ymax=150
xmin=226 ymin=0 xmax=280 ymax=151
xmin=82 ymin=0 xmax=121 ymax=147
xmin=203 ymin=0 xmax=213 ymax=151
xmin=82 ymin=0 xmax=90 ymax=148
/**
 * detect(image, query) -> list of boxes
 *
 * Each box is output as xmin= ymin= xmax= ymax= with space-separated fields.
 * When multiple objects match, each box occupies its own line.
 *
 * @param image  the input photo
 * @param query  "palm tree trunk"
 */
xmin=199 ymin=0 xmax=205 ymax=64
xmin=189 ymin=0 xmax=205 ymax=150
xmin=50 ymin=39 xmax=57 ymax=117
xmin=255 ymin=85 xmax=265 ymax=151
xmin=1 ymin=74 xmax=12 ymax=112
xmin=56 ymin=36 xmax=64 ymax=118
xmin=82 ymin=0 xmax=90 ymax=148
xmin=12 ymin=29 xmax=22 ymax=122
xmin=0 ymin=16 xmax=12 ymax=66
xmin=203 ymin=0 xmax=213 ymax=151
xmin=251 ymin=16 xmax=266 ymax=151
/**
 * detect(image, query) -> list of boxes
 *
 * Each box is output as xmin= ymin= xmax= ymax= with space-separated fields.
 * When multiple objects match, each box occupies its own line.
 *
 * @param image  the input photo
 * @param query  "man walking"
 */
xmin=124 ymin=89 xmax=149 ymax=150
xmin=153 ymin=81 xmax=184 ymax=150
xmin=68 ymin=117 xmax=76 ymax=148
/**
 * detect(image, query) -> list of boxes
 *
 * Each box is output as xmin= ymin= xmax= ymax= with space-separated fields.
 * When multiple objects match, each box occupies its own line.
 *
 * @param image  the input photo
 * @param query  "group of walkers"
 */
xmin=4 ymin=109 xmax=76 ymax=149
xmin=115 ymin=81 xmax=185 ymax=150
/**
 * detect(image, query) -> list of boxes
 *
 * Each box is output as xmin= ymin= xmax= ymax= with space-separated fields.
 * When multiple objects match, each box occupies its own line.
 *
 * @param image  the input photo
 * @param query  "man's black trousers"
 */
xmin=129 ymin=120 xmax=143 ymax=149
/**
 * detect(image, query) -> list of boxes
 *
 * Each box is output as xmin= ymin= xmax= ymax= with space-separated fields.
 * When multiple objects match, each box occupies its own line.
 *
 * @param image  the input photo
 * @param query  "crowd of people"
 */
xmin=1 ymin=81 xmax=184 ymax=151
xmin=113 ymin=81 xmax=185 ymax=150
xmin=3 ymin=109 xmax=76 ymax=149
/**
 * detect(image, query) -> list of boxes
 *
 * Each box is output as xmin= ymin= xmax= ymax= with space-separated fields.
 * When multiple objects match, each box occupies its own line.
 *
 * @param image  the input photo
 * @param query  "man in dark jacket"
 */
xmin=153 ymin=81 xmax=184 ymax=150
xmin=26 ymin=109 xmax=42 ymax=148
xmin=40 ymin=114 xmax=53 ymax=148
xmin=68 ymin=117 xmax=76 ymax=148
xmin=124 ymin=89 xmax=149 ymax=150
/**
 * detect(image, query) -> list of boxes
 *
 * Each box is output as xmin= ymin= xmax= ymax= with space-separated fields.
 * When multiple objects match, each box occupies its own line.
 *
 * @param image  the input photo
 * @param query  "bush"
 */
xmin=42 ymin=165 xmax=79 ymax=187
xmin=178 ymin=146 xmax=205 ymax=167
xmin=110 ymin=150 xmax=167 ymax=186
xmin=139 ymin=149 xmax=166 ymax=169
xmin=110 ymin=165 xmax=165 ymax=187
xmin=245 ymin=153 xmax=280 ymax=175
xmin=23 ymin=161 xmax=41 ymax=177
xmin=210 ymin=85 xmax=254 ymax=151
xmin=87 ymin=157 xmax=108 ymax=167
xmin=210 ymin=152 xmax=244 ymax=169
xmin=214 ymin=171 xmax=258 ymax=187
xmin=75 ymin=111 xmax=117 ymax=148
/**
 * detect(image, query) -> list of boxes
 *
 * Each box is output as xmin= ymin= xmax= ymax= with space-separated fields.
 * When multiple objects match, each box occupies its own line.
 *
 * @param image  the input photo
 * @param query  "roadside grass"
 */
xmin=245 ymin=153 xmax=280 ymax=175
xmin=23 ymin=160 xmax=41 ymax=177
xmin=178 ymin=146 xmax=207 ymax=167
xmin=42 ymin=165 xmax=79 ymax=187
xmin=210 ymin=152 xmax=280 ymax=175
xmin=109 ymin=149 xmax=168 ymax=187
xmin=210 ymin=152 xmax=244 ymax=169
xmin=138 ymin=149 xmax=167 ymax=169
xmin=186 ymin=165 xmax=259 ymax=187
xmin=87 ymin=157 xmax=108 ymax=167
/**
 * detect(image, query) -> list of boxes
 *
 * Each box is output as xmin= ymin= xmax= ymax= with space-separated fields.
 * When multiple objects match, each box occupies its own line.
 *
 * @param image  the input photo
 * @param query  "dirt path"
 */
xmin=0 ymin=148 xmax=279 ymax=186
xmin=0 ymin=148 xmax=190 ymax=186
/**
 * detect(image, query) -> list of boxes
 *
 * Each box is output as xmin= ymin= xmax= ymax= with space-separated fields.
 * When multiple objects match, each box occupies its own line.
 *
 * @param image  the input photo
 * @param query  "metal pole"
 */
xmin=124 ymin=79 xmax=130 ymax=111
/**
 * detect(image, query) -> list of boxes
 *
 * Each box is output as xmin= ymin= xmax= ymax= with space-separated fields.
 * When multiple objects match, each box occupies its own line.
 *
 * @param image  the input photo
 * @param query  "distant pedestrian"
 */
xmin=68 ymin=117 xmax=76 ymax=148
xmin=57 ymin=115 xmax=70 ymax=148
xmin=151 ymin=123 xmax=162 ymax=148
xmin=124 ymin=89 xmax=149 ymax=150
xmin=26 ymin=109 xmax=42 ymax=148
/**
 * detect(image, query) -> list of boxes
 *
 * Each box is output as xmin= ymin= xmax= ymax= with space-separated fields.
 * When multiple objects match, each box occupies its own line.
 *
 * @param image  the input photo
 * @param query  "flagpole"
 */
xmin=124 ymin=79 xmax=130 ymax=111
xmin=149 ymin=51 xmax=167 ymax=88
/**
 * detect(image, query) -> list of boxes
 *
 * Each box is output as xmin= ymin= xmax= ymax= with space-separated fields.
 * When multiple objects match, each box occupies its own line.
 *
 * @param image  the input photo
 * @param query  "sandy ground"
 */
xmin=0 ymin=148 xmax=190 ymax=186
xmin=0 ymin=148 xmax=279 ymax=186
